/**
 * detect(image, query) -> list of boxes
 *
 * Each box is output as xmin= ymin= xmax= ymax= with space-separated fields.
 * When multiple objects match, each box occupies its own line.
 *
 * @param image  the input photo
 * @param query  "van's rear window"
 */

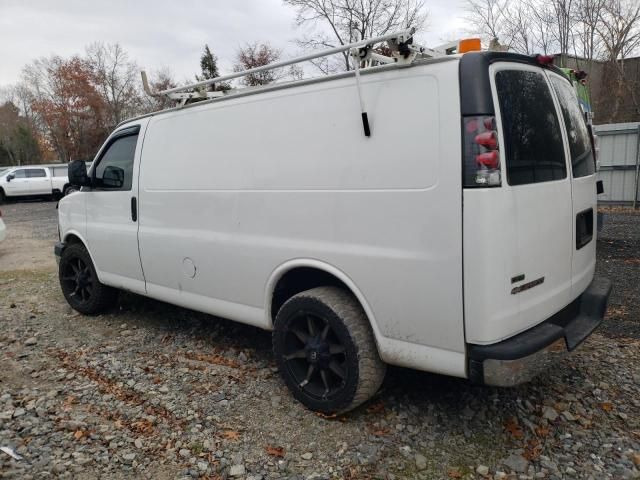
xmin=549 ymin=75 xmax=595 ymax=178
xmin=496 ymin=70 xmax=567 ymax=186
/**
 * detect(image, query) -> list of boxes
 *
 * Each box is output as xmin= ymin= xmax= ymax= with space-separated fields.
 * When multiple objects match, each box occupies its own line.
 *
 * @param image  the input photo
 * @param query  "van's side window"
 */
xmin=496 ymin=70 xmax=567 ymax=186
xmin=94 ymin=134 xmax=138 ymax=191
xmin=13 ymin=169 xmax=27 ymax=178
xmin=550 ymin=76 xmax=595 ymax=178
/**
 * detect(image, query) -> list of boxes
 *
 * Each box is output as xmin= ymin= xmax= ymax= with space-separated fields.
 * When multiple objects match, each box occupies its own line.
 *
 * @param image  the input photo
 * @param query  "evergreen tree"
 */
xmin=197 ymin=45 xmax=230 ymax=91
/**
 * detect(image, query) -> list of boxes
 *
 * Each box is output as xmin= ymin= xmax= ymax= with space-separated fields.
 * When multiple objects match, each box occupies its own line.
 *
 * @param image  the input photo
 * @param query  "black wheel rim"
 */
xmin=61 ymin=256 xmax=93 ymax=304
xmin=283 ymin=311 xmax=348 ymax=400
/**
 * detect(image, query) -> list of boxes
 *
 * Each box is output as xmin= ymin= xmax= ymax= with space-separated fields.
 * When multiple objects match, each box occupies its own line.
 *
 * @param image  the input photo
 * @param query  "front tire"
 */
xmin=59 ymin=243 xmax=117 ymax=314
xmin=273 ymin=287 xmax=386 ymax=414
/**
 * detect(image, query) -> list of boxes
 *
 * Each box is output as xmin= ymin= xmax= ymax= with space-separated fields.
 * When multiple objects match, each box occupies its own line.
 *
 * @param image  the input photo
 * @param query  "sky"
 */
xmin=0 ymin=0 xmax=468 ymax=88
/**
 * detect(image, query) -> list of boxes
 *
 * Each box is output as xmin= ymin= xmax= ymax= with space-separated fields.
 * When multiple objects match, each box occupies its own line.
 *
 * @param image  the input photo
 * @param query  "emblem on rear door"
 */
xmin=511 ymin=276 xmax=545 ymax=295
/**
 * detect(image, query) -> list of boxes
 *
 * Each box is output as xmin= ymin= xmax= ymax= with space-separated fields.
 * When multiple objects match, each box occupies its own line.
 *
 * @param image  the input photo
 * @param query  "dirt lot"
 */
xmin=0 ymin=201 xmax=639 ymax=480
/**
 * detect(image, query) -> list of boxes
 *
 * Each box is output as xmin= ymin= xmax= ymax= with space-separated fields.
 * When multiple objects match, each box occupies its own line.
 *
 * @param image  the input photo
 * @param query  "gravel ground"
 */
xmin=0 ymin=201 xmax=639 ymax=480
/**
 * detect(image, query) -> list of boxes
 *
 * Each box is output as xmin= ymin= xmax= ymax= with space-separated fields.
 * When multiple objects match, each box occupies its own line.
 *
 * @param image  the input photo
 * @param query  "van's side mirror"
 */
xmin=101 ymin=166 xmax=125 ymax=189
xmin=6 ymin=174 xmax=14 ymax=182
xmin=68 ymin=160 xmax=91 ymax=187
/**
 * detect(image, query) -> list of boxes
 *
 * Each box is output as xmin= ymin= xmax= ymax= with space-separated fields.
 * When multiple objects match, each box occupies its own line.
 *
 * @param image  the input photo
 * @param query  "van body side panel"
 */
xmin=138 ymin=62 xmax=466 ymax=374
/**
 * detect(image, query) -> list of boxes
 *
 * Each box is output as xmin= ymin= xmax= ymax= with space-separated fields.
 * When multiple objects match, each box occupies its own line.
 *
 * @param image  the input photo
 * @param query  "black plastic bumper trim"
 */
xmin=54 ymin=242 xmax=66 ymax=258
xmin=468 ymin=276 xmax=612 ymax=383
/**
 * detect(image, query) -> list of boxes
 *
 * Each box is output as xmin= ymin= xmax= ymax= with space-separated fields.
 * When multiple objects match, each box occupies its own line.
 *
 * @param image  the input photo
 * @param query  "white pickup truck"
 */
xmin=0 ymin=165 xmax=74 ymax=202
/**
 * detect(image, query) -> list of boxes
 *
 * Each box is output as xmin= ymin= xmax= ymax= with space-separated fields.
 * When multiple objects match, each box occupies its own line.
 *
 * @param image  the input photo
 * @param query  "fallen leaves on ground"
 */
xmin=315 ymin=412 xmax=338 ymax=420
xmin=366 ymin=401 xmax=385 ymax=414
xmin=524 ymin=438 xmax=543 ymax=461
xmin=131 ymin=419 xmax=154 ymax=434
xmin=183 ymin=352 xmax=242 ymax=369
xmin=535 ymin=425 xmax=550 ymax=438
xmin=600 ymin=402 xmax=614 ymax=412
xmin=369 ymin=427 xmax=390 ymax=437
xmin=447 ymin=467 xmax=463 ymax=478
xmin=221 ymin=430 xmax=240 ymax=441
xmin=264 ymin=446 xmax=285 ymax=457
xmin=505 ymin=416 xmax=524 ymax=439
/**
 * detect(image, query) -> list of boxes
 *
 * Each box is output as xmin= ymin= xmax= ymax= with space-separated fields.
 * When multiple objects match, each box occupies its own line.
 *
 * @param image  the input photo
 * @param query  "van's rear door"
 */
xmin=546 ymin=72 xmax=597 ymax=298
xmin=463 ymin=62 xmax=574 ymax=344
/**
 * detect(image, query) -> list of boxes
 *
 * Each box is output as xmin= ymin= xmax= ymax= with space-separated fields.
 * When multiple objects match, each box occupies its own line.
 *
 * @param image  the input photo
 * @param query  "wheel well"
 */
xmin=64 ymin=234 xmax=84 ymax=247
xmin=270 ymin=267 xmax=352 ymax=320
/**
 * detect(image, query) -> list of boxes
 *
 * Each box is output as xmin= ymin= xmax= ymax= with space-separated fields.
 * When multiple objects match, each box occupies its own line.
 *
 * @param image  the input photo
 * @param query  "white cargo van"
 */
xmin=55 ymin=33 xmax=611 ymax=413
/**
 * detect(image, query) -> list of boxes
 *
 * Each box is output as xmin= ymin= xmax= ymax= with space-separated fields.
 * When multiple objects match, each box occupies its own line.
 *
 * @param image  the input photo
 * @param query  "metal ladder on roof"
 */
xmin=140 ymin=29 xmax=476 ymax=136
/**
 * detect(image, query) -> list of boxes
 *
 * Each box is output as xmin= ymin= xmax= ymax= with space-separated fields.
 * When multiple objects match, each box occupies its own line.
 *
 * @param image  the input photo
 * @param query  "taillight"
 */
xmin=536 ymin=54 xmax=555 ymax=66
xmin=463 ymin=115 xmax=501 ymax=187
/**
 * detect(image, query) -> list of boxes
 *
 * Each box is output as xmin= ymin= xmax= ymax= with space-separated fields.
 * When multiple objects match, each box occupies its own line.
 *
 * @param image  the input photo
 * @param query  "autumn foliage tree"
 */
xmin=25 ymin=56 xmax=108 ymax=162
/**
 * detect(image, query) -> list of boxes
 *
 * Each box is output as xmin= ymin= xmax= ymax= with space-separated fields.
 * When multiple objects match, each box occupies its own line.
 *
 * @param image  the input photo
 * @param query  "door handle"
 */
xmin=131 ymin=197 xmax=137 ymax=222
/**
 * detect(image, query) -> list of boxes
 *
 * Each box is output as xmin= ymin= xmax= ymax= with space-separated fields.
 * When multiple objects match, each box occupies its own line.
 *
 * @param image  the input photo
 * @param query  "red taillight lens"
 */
xmin=474 ymin=131 xmax=497 ymax=149
xmin=463 ymin=116 xmax=501 ymax=187
xmin=476 ymin=151 xmax=499 ymax=169
xmin=536 ymin=54 xmax=554 ymax=66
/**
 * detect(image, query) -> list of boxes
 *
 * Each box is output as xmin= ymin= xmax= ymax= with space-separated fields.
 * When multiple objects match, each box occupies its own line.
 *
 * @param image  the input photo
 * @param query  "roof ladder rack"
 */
xmin=140 ymin=29 xmax=477 ymax=136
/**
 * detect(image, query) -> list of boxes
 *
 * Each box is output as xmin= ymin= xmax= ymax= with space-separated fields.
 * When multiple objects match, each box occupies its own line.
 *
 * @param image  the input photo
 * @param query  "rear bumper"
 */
xmin=468 ymin=276 xmax=612 ymax=386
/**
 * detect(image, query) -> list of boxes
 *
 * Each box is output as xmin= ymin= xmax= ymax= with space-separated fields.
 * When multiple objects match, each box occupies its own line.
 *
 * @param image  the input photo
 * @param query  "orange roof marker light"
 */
xmin=458 ymin=38 xmax=482 ymax=54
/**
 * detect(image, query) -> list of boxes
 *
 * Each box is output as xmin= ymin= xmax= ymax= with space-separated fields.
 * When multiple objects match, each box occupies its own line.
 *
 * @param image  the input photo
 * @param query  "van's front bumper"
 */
xmin=54 ymin=242 xmax=65 ymax=265
xmin=468 ymin=276 xmax=612 ymax=387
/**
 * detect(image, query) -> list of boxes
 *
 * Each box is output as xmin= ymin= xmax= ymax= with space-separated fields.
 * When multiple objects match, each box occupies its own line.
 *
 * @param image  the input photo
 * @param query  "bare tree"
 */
xmin=234 ymin=43 xmax=282 ymax=86
xmin=597 ymin=0 xmax=640 ymax=60
xmin=596 ymin=0 xmax=640 ymax=121
xmin=284 ymin=0 xmax=427 ymax=73
xmin=464 ymin=0 xmax=548 ymax=53
xmin=139 ymin=68 xmax=178 ymax=112
xmin=574 ymin=0 xmax=607 ymax=62
xmin=464 ymin=0 xmax=511 ymax=45
xmin=550 ymin=0 xmax=578 ymax=62
xmin=504 ymin=1 xmax=537 ymax=54
xmin=86 ymin=42 xmax=142 ymax=128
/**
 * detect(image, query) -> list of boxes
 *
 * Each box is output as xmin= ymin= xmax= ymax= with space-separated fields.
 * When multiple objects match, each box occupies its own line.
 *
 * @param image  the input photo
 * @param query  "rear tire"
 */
xmin=273 ymin=286 xmax=386 ymax=414
xmin=59 ymin=243 xmax=117 ymax=314
xmin=0 ymin=188 xmax=5 ymax=204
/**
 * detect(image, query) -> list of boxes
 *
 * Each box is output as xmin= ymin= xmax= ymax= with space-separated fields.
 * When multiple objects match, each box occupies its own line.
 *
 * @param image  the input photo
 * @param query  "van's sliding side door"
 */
xmin=84 ymin=119 xmax=149 ymax=294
